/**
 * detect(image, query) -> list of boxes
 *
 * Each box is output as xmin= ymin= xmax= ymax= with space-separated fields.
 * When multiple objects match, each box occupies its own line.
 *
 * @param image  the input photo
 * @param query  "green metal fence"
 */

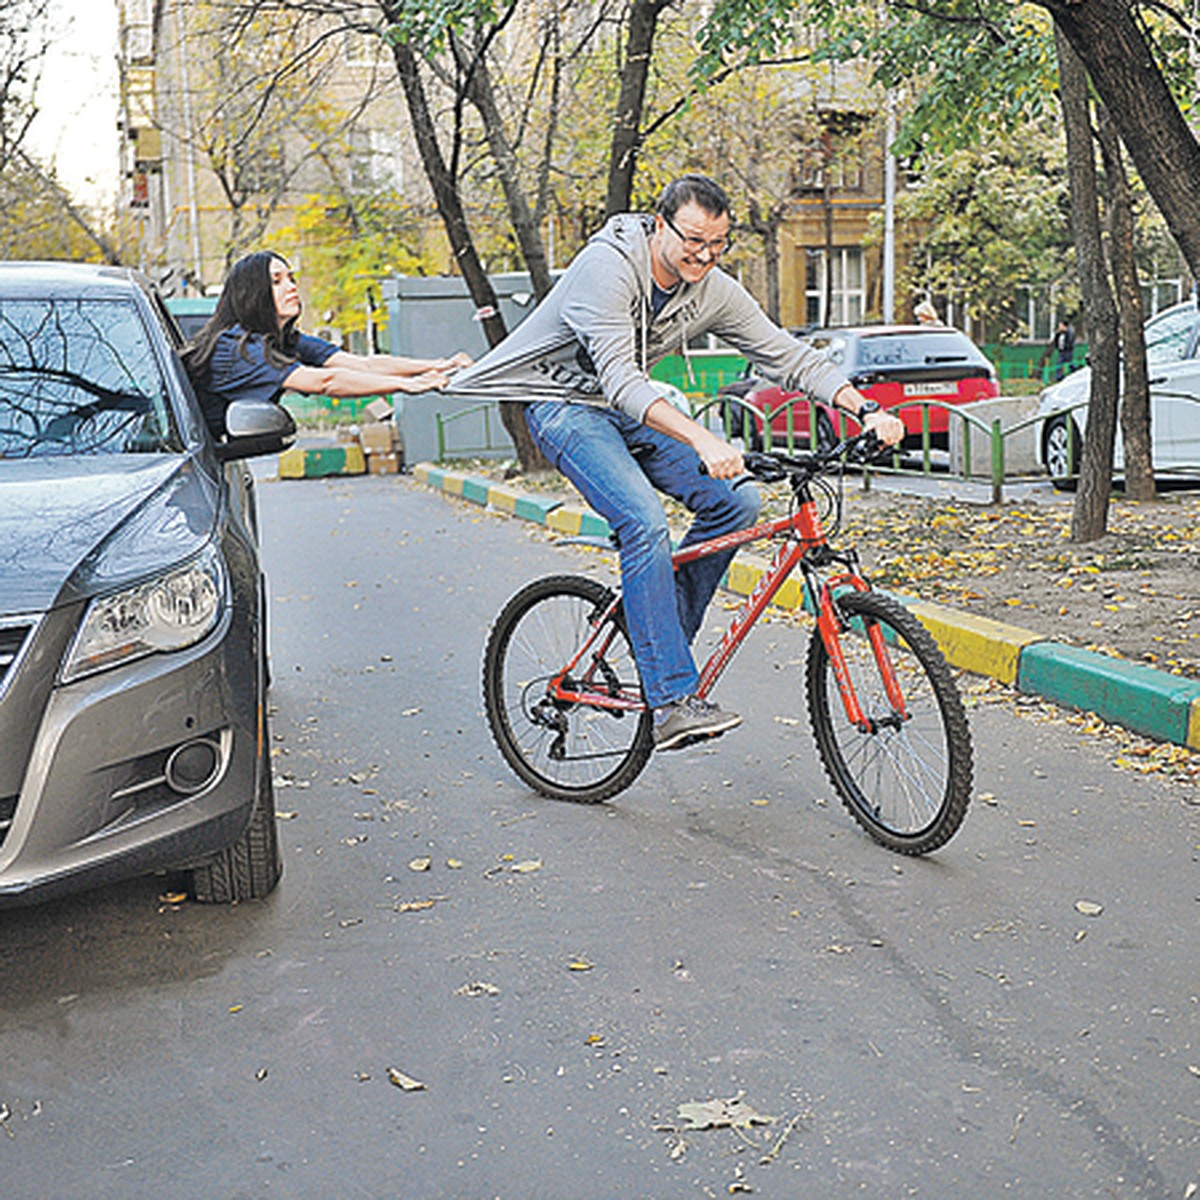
xmin=693 ymin=392 xmax=1046 ymax=504
xmin=429 ymin=385 xmax=1200 ymax=503
xmin=982 ymin=342 xmax=1087 ymax=386
xmin=435 ymin=402 xmax=508 ymax=459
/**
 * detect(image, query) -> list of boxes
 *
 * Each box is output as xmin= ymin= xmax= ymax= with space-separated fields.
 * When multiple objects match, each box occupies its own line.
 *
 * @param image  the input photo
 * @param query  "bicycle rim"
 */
xmin=482 ymin=574 xmax=653 ymax=803
xmin=806 ymin=590 xmax=973 ymax=854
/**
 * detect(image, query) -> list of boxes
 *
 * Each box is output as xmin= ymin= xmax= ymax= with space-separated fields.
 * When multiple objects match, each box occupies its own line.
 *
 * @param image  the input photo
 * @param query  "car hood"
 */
xmin=1039 ymin=366 xmax=1091 ymax=413
xmin=0 ymin=455 xmax=220 ymax=615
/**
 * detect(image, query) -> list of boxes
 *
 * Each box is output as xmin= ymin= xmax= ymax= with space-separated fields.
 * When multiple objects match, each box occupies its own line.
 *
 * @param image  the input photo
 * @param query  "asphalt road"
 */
xmin=0 ymin=469 xmax=1197 ymax=1200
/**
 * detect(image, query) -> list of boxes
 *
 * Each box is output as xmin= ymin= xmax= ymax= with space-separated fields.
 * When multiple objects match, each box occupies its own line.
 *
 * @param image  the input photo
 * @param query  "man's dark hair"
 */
xmin=182 ymin=250 xmax=300 ymax=379
xmin=657 ymin=174 xmax=731 ymax=221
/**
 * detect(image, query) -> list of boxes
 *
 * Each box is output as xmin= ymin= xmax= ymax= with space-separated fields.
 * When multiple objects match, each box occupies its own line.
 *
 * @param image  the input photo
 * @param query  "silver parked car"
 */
xmin=1038 ymin=300 xmax=1200 ymax=482
xmin=0 ymin=262 xmax=294 ymax=905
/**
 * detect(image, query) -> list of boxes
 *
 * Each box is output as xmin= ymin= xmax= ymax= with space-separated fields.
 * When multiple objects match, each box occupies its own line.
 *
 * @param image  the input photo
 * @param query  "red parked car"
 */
xmin=719 ymin=324 xmax=1000 ymax=449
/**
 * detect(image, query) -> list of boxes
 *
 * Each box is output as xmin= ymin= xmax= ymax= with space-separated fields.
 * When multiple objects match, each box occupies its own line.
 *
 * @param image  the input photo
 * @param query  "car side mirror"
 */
xmin=215 ymin=400 xmax=298 ymax=462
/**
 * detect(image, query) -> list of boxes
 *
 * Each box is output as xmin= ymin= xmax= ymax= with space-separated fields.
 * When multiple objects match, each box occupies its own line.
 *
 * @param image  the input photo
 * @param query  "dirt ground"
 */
xmin=834 ymin=484 xmax=1200 ymax=682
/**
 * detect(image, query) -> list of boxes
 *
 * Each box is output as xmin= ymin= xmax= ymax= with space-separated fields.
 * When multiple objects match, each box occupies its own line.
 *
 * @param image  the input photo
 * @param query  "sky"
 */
xmin=26 ymin=0 xmax=121 ymax=207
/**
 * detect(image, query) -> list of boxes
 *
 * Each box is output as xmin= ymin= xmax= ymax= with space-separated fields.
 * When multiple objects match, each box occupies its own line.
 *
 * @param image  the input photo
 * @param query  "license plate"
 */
xmin=903 ymin=381 xmax=957 ymax=397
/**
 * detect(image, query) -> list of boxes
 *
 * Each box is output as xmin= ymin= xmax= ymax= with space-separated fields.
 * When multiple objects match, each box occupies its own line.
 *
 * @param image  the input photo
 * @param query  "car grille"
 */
xmin=0 ymin=622 xmax=34 ymax=697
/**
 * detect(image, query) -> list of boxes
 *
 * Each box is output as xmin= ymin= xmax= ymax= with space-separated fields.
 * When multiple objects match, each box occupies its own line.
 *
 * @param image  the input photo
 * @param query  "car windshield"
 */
xmin=1144 ymin=305 xmax=1198 ymax=365
xmin=804 ymin=330 xmax=985 ymax=370
xmin=0 ymin=297 xmax=181 ymax=459
xmin=848 ymin=332 xmax=982 ymax=369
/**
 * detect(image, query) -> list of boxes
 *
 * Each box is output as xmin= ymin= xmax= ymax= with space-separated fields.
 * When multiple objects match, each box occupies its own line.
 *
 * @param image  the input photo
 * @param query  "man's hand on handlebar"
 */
xmin=694 ymin=428 xmax=744 ymax=480
xmin=863 ymin=407 xmax=905 ymax=447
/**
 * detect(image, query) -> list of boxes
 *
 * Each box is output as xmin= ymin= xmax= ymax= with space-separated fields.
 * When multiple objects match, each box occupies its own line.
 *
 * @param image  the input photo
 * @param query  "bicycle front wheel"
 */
xmin=483 ymin=574 xmax=653 ymax=803
xmin=806 ymin=590 xmax=973 ymax=854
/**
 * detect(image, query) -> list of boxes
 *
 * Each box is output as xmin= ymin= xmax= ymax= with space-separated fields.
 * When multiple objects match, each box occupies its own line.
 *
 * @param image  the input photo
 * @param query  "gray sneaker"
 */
xmin=653 ymin=695 xmax=742 ymax=752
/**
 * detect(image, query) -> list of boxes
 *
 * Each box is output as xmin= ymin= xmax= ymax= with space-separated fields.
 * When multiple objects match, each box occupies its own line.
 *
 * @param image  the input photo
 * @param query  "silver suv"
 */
xmin=0 ymin=262 xmax=294 ymax=905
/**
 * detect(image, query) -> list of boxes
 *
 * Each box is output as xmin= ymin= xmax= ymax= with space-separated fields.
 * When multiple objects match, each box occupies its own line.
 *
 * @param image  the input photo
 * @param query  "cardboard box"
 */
xmin=359 ymin=420 xmax=398 ymax=455
xmin=363 ymin=397 xmax=394 ymax=423
xmin=367 ymin=451 xmax=401 ymax=475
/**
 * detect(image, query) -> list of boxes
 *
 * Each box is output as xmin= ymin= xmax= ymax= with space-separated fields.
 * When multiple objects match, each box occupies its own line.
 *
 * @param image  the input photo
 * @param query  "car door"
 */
xmin=1144 ymin=305 xmax=1200 ymax=470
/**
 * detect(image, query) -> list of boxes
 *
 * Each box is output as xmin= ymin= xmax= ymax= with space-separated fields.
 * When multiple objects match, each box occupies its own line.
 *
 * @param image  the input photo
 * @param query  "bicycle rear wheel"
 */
xmin=806 ymin=590 xmax=972 ymax=854
xmin=483 ymin=574 xmax=653 ymax=803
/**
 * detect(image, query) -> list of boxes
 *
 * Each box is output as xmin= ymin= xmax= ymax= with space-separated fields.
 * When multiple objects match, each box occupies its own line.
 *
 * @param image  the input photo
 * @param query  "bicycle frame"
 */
xmin=546 ymin=480 xmax=909 ymax=733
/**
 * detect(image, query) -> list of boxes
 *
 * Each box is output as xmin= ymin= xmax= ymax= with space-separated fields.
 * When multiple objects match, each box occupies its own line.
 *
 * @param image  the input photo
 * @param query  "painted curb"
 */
xmin=279 ymin=444 xmax=366 ymax=478
xmin=487 ymin=485 xmax=562 ymax=525
xmin=1018 ymin=643 xmax=1200 ymax=750
xmin=903 ymin=598 xmax=1042 ymax=685
xmin=546 ymin=505 xmax=612 ymax=539
xmin=413 ymin=463 xmax=1199 ymax=751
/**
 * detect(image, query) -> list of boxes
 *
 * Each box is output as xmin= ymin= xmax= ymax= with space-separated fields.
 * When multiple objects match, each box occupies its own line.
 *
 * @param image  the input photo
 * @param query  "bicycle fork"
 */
xmin=814 ymin=572 xmax=910 ymax=733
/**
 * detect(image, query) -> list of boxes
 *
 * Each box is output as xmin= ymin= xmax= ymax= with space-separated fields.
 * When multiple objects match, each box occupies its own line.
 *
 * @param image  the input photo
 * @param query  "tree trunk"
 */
xmin=747 ymin=199 xmax=782 ymax=323
xmin=604 ymin=0 xmax=668 ymax=217
xmin=1039 ymin=0 xmax=1200 ymax=280
xmin=1055 ymin=24 xmax=1119 ymax=543
xmin=456 ymin=33 xmax=555 ymax=300
xmin=388 ymin=34 xmax=548 ymax=472
xmin=1096 ymin=103 xmax=1154 ymax=502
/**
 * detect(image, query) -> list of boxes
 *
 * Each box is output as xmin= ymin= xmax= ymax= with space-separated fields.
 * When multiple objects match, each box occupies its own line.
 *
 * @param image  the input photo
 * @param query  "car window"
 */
xmin=0 ymin=297 xmax=182 ymax=459
xmin=1143 ymin=306 xmax=1199 ymax=365
xmin=850 ymin=332 xmax=984 ymax=369
xmin=800 ymin=334 xmax=851 ymax=365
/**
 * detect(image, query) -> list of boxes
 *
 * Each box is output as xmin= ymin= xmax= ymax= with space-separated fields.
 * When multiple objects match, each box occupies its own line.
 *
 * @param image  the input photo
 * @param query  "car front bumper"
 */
xmin=0 ymin=565 xmax=263 ymax=905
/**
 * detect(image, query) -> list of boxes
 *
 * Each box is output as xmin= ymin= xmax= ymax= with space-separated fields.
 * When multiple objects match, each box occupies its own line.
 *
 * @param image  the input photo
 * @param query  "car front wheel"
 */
xmin=188 ymin=707 xmax=282 ymax=903
xmin=1044 ymin=415 xmax=1081 ymax=487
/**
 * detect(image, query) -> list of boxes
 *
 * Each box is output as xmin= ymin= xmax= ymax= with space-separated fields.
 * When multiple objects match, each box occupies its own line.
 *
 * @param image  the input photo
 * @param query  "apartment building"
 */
xmin=116 ymin=0 xmax=430 ymax=300
xmin=116 ymin=1 xmax=905 ymax=330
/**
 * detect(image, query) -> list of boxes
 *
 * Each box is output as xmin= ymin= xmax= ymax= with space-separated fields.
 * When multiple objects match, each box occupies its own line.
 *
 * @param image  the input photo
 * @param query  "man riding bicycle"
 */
xmin=448 ymin=174 xmax=904 ymax=751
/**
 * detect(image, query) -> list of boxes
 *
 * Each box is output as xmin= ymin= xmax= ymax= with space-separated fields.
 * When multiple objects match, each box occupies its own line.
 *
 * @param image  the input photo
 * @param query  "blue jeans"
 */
xmin=525 ymin=401 xmax=760 ymax=708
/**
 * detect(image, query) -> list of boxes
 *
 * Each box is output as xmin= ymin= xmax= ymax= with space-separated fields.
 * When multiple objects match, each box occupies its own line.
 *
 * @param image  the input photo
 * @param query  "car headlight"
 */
xmin=62 ymin=544 xmax=226 ymax=683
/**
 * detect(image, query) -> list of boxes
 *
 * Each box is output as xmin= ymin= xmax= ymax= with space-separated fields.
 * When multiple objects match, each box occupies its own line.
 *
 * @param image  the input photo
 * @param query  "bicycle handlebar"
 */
xmin=740 ymin=430 xmax=889 ymax=482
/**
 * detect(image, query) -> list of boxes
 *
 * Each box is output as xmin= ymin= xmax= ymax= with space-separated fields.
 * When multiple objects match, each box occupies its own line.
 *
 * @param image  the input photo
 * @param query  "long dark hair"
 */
xmin=182 ymin=250 xmax=300 ymax=380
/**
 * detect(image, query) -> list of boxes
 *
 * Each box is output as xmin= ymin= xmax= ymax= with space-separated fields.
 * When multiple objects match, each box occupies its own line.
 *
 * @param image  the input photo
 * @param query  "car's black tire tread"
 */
xmin=189 ymin=709 xmax=282 ymax=903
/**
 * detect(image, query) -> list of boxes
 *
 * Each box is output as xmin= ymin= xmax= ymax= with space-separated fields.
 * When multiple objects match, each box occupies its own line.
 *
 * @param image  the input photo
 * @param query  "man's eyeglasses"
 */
xmin=662 ymin=212 xmax=733 ymax=257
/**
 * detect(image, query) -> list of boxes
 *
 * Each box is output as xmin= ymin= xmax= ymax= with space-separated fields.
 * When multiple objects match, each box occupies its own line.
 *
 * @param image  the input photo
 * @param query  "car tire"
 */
xmin=1043 ymin=415 xmax=1081 ymax=489
xmin=188 ymin=706 xmax=282 ymax=903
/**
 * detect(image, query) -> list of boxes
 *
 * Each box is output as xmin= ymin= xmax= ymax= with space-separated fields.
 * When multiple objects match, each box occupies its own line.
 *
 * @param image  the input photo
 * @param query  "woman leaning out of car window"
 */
xmin=182 ymin=250 xmax=472 ymax=438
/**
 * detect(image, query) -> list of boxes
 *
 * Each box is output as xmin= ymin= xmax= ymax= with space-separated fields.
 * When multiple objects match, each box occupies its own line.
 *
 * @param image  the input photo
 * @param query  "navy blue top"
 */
xmin=650 ymin=281 xmax=678 ymax=318
xmin=193 ymin=325 xmax=339 ymax=435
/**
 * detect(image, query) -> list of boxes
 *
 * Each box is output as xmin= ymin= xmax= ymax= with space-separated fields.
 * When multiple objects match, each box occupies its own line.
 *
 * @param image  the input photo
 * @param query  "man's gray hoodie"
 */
xmin=445 ymin=212 xmax=850 ymax=422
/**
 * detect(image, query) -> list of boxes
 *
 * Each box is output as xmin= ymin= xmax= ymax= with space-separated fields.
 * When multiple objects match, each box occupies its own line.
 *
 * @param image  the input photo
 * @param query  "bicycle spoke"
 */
xmin=807 ymin=591 xmax=973 ymax=854
xmin=483 ymin=576 xmax=653 ymax=803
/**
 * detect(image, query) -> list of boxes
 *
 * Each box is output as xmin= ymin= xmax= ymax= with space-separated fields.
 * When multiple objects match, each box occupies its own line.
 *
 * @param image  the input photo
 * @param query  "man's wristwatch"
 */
xmin=857 ymin=400 xmax=881 ymax=417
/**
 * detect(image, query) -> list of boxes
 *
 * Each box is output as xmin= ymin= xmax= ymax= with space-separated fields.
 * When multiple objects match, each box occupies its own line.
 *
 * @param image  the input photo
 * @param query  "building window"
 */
xmin=797 ymin=130 xmax=866 ymax=194
xmin=236 ymin=145 xmax=286 ymax=196
xmin=805 ymin=248 xmax=865 ymax=326
xmin=349 ymin=130 xmax=401 ymax=192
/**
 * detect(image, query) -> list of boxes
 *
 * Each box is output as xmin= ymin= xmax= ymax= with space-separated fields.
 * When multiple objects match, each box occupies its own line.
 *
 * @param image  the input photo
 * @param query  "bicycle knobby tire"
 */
xmin=483 ymin=574 xmax=653 ymax=803
xmin=806 ymin=589 xmax=973 ymax=854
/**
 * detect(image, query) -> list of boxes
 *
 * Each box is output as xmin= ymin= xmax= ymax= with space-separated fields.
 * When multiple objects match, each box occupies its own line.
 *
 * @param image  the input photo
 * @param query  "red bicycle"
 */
xmin=482 ymin=434 xmax=973 ymax=854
